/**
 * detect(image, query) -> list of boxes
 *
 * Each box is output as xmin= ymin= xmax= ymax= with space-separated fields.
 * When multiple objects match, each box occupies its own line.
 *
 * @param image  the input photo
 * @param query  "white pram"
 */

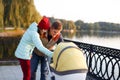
xmin=46 ymin=42 xmax=88 ymax=80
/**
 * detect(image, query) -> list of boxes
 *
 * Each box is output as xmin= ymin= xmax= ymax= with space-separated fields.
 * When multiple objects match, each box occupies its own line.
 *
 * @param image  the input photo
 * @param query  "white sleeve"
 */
xmin=32 ymin=32 xmax=53 ymax=57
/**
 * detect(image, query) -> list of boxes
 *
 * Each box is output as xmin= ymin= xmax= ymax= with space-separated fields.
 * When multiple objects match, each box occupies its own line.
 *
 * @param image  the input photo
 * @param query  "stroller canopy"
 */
xmin=50 ymin=42 xmax=88 ymax=75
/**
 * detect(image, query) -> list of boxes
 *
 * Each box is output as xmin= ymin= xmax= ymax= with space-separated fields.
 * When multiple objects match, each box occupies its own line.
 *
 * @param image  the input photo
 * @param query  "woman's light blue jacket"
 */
xmin=15 ymin=22 xmax=53 ymax=60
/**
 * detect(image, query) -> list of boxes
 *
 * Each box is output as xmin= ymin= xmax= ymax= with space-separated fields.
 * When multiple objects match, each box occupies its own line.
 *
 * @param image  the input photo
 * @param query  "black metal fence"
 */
xmin=64 ymin=39 xmax=120 ymax=80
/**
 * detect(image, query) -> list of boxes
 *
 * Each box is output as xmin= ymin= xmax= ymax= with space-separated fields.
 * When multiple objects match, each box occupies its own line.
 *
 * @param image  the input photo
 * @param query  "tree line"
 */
xmin=0 ymin=0 xmax=120 ymax=32
xmin=0 ymin=0 xmax=41 ymax=30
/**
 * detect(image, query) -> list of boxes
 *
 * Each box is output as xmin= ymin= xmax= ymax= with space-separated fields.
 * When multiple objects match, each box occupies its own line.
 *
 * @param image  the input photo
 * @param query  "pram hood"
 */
xmin=50 ymin=42 xmax=88 ymax=75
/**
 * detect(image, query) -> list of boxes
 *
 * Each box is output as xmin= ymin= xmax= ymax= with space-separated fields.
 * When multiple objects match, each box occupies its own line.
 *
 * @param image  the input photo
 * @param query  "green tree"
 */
xmin=67 ymin=21 xmax=76 ymax=31
xmin=75 ymin=20 xmax=84 ymax=30
xmin=1 ymin=0 xmax=41 ymax=29
xmin=0 ymin=0 xmax=4 ymax=29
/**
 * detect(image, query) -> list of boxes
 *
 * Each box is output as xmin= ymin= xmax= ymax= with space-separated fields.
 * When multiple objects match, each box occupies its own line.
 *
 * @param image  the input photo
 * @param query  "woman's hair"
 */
xmin=51 ymin=20 xmax=62 ymax=31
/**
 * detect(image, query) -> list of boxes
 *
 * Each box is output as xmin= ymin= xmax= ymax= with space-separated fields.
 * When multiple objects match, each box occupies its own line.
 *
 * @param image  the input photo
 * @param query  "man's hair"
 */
xmin=51 ymin=20 xmax=62 ymax=31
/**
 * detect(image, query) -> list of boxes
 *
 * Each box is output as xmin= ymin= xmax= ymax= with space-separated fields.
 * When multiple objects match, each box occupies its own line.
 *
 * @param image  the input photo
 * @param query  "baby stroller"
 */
xmin=46 ymin=42 xmax=88 ymax=80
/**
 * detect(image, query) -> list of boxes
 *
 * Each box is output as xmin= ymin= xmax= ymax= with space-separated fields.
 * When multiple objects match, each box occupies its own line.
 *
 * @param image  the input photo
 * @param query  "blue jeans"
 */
xmin=30 ymin=52 xmax=47 ymax=80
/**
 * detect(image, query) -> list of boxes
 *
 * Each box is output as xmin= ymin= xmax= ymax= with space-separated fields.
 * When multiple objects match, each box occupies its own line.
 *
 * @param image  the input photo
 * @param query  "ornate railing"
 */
xmin=64 ymin=39 xmax=120 ymax=80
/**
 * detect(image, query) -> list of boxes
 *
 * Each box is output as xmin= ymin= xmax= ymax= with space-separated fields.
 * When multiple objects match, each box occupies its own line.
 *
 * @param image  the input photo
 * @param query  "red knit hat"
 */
xmin=38 ymin=16 xmax=50 ymax=30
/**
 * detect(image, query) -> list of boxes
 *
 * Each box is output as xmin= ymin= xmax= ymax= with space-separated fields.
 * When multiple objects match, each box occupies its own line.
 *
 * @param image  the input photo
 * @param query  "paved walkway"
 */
xmin=0 ymin=60 xmax=87 ymax=80
xmin=0 ymin=65 xmax=88 ymax=80
xmin=0 ymin=65 xmax=41 ymax=80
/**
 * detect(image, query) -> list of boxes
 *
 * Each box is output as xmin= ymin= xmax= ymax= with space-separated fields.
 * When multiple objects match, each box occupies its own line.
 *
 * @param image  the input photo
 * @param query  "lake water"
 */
xmin=62 ymin=31 xmax=120 ymax=50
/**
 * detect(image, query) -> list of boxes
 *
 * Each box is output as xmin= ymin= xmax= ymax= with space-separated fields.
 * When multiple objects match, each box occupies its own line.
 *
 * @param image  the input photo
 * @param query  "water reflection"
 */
xmin=61 ymin=31 xmax=120 ymax=49
xmin=0 ymin=31 xmax=120 ymax=60
xmin=61 ymin=30 xmax=120 ymax=39
xmin=0 ymin=36 xmax=21 ymax=60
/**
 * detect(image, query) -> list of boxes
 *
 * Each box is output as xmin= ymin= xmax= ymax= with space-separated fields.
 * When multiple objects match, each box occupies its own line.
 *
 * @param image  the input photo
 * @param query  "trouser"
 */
xmin=30 ymin=52 xmax=48 ymax=80
xmin=18 ymin=58 xmax=31 ymax=80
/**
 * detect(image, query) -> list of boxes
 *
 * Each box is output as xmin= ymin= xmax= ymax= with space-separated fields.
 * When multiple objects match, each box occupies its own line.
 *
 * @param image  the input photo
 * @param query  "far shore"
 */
xmin=0 ymin=29 xmax=25 ymax=37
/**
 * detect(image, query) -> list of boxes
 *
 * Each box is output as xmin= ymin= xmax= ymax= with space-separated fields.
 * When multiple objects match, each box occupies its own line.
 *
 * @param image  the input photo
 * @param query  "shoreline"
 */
xmin=0 ymin=29 xmax=25 ymax=37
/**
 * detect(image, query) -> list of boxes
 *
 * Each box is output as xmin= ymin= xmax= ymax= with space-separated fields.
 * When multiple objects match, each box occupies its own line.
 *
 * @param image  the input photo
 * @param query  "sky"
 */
xmin=34 ymin=0 xmax=120 ymax=23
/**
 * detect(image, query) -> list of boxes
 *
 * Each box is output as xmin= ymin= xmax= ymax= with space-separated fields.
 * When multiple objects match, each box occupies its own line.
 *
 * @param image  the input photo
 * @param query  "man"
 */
xmin=31 ymin=20 xmax=64 ymax=80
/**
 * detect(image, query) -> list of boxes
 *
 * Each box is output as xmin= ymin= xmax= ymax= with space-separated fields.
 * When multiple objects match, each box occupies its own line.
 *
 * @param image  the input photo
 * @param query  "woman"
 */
xmin=15 ymin=16 xmax=53 ymax=80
